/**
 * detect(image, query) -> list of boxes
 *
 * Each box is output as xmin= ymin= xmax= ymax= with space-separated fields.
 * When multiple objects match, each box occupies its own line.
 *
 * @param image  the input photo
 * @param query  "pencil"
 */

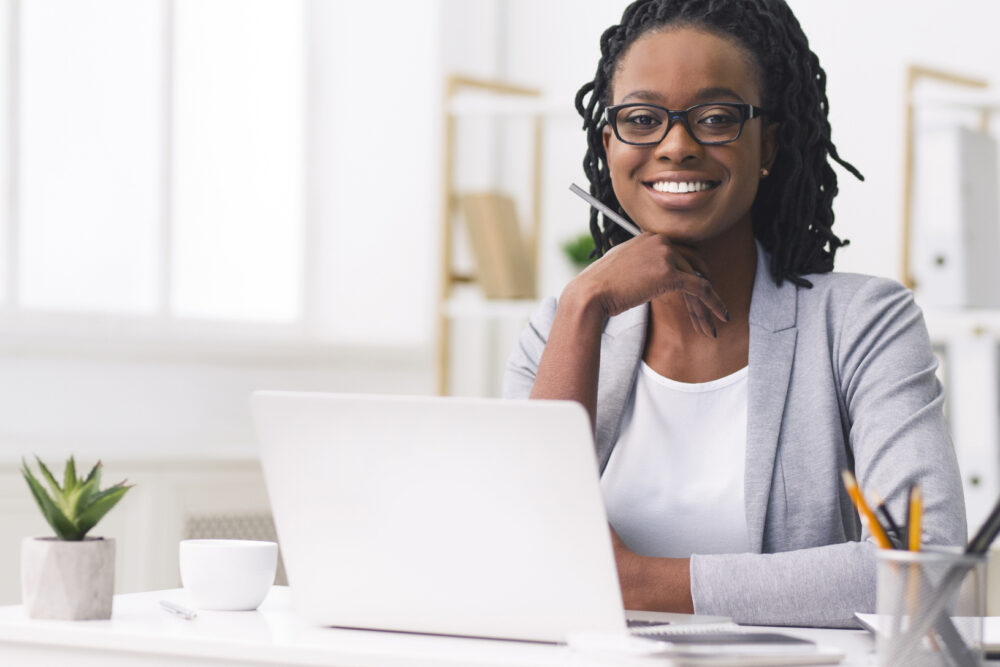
xmin=569 ymin=183 xmax=642 ymax=237
xmin=840 ymin=470 xmax=893 ymax=549
xmin=907 ymin=484 xmax=923 ymax=552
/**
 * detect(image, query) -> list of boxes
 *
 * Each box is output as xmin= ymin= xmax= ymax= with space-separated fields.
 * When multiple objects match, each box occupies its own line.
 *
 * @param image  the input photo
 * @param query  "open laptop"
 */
xmin=251 ymin=391 xmax=730 ymax=643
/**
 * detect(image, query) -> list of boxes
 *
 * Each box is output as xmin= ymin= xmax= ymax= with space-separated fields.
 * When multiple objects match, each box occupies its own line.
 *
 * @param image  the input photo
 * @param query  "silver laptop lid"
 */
xmin=251 ymin=391 xmax=626 ymax=643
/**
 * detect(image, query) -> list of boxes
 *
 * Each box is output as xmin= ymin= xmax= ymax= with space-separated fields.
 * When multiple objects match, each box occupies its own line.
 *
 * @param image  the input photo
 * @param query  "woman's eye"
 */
xmin=697 ymin=108 xmax=739 ymax=126
xmin=623 ymin=113 xmax=660 ymax=127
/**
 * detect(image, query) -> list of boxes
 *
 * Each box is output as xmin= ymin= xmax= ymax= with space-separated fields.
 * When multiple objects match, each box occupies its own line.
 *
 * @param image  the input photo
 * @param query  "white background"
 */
xmin=0 ymin=0 xmax=995 ymax=454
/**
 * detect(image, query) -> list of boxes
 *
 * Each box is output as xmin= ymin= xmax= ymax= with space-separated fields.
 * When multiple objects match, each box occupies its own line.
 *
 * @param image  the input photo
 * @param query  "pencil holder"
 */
xmin=876 ymin=548 xmax=986 ymax=667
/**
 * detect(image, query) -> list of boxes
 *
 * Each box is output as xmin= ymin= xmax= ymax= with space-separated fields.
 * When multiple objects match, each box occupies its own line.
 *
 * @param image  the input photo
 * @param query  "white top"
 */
xmin=601 ymin=362 xmax=750 ymax=558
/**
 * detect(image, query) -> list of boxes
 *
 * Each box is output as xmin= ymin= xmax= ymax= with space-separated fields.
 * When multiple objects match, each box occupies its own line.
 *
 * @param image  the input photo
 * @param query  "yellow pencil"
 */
xmin=908 ymin=484 xmax=923 ymax=552
xmin=840 ymin=470 xmax=893 ymax=549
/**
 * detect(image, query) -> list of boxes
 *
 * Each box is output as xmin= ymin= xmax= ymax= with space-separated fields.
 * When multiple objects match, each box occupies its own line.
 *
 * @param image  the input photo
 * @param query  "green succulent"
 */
xmin=22 ymin=456 xmax=133 ymax=541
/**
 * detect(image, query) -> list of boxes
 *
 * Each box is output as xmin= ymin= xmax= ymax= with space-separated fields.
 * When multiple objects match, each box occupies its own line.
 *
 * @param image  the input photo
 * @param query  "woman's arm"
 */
xmin=612 ymin=528 xmax=694 ymax=613
xmin=510 ymin=234 xmax=728 ymax=426
xmin=690 ymin=278 xmax=966 ymax=628
xmin=527 ymin=282 xmax=607 ymax=426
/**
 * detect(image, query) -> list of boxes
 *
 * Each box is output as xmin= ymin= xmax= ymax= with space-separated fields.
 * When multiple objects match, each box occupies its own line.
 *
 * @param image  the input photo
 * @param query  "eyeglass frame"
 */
xmin=604 ymin=101 xmax=768 ymax=146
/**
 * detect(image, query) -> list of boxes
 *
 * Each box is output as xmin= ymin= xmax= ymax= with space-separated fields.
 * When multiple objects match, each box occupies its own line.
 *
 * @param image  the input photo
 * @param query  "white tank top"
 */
xmin=600 ymin=361 xmax=750 ymax=558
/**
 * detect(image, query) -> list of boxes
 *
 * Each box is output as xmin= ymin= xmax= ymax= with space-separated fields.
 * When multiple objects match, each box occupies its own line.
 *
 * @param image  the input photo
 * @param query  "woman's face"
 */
xmin=602 ymin=27 xmax=777 ymax=247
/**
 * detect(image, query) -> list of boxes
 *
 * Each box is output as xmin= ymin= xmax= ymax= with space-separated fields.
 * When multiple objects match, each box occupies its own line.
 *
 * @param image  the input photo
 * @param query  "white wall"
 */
xmin=3 ymin=0 xmax=998 ymax=450
xmin=309 ymin=0 xmax=442 ymax=347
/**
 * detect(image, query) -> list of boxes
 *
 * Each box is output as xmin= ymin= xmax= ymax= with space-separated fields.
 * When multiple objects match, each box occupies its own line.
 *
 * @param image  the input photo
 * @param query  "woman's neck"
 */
xmin=643 ymin=221 xmax=757 ymax=382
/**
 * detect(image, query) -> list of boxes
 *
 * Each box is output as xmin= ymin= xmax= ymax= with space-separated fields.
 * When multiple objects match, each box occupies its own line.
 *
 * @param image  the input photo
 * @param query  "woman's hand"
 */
xmin=568 ymin=233 xmax=729 ymax=338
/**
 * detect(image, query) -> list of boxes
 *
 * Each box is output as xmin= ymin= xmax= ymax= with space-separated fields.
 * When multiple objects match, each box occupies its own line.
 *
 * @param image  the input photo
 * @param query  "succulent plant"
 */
xmin=22 ymin=456 xmax=133 ymax=541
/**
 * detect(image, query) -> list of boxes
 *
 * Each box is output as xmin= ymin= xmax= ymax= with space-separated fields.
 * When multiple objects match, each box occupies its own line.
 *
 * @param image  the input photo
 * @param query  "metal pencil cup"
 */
xmin=876 ymin=548 xmax=986 ymax=667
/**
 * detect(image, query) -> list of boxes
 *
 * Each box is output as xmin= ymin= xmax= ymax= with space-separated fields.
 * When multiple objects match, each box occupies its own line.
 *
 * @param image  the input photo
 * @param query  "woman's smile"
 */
xmin=643 ymin=172 xmax=722 ymax=210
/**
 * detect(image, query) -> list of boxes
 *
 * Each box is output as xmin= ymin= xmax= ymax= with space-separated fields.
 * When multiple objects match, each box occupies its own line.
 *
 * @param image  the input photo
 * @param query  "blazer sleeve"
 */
xmin=690 ymin=277 xmax=967 ymax=627
xmin=502 ymin=297 xmax=558 ymax=400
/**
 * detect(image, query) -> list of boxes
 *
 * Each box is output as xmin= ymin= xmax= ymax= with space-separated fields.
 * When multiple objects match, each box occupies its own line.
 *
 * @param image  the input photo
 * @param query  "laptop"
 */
xmin=251 ymin=391 xmax=730 ymax=643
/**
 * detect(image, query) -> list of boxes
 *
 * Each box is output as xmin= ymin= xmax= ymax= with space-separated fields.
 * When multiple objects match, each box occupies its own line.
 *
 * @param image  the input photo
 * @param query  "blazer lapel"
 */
xmin=745 ymin=243 xmax=798 ymax=553
xmin=594 ymin=303 xmax=648 ymax=473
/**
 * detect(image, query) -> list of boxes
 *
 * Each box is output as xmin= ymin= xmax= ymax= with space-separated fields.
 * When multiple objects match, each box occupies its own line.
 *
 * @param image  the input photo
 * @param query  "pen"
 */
xmin=569 ymin=183 xmax=642 ymax=237
xmin=967 ymin=490 xmax=1000 ymax=555
xmin=871 ymin=491 xmax=904 ymax=549
xmin=840 ymin=470 xmax=893 ymax=549
xmin=159 ymin=599 xmax=197 ymax=620
xmin=886 ymin=491 xmax=1000 ymax=667
xmin=907 ymin=484 xmax=922 ymax=551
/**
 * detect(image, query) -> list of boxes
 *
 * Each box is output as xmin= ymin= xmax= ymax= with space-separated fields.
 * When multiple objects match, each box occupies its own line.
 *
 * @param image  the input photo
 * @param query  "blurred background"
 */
xmin=0 ymin=0 xmax=998 ymax=602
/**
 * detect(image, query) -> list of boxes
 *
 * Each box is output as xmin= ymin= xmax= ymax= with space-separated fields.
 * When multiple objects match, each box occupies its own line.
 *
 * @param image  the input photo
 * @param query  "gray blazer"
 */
xmin=503 ymin=242 xmax=967 ymax=628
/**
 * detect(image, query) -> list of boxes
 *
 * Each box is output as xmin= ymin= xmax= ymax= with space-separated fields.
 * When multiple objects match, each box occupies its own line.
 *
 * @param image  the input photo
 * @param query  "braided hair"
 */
xmin=575 ymin=0 xmax=863 ymax=286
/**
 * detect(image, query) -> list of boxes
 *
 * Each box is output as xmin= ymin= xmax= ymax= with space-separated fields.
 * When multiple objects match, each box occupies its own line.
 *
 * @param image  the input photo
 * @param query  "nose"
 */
xmin=653 ymin=116 xmax=703 ymax=163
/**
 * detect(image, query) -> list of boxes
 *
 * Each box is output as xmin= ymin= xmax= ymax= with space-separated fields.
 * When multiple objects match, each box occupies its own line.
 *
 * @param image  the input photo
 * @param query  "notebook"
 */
xmin=250 ymin=391 xmax=733 ymax=643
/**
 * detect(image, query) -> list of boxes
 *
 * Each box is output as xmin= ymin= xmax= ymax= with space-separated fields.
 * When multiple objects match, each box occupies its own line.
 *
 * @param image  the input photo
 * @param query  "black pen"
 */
xmin=888 ymin=492 xmax=1000 ymax=666
xmin=871 ymin=491 xmax=904 ymax=549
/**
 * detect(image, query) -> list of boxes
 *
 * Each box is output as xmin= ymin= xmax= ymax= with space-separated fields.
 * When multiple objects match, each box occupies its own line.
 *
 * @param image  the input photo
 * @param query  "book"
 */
xmin=459 ymin=192 xmax=535 ymax=299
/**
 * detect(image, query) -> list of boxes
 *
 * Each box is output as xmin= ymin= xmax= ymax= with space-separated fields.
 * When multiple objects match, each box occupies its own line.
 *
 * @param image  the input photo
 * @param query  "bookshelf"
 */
xmin=904 ymin=65 xmax=1000 ymax=537
xmin=437 ymin=75 xmax=545 ymax=395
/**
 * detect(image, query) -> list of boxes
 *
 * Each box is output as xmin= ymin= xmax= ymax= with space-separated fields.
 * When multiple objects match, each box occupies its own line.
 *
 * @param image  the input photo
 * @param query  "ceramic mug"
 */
xmin=179 ymin=539 xmax=278 ymax=611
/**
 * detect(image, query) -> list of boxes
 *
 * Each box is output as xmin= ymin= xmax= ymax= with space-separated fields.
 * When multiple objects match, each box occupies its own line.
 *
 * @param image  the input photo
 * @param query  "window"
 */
xmin=3 ymin=0 xmax=306 ymax=327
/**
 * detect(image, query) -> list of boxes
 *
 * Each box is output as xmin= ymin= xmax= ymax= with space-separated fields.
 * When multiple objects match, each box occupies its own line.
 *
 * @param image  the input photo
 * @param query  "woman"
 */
xmin=503 ymin=0 xmax=965 ymax=628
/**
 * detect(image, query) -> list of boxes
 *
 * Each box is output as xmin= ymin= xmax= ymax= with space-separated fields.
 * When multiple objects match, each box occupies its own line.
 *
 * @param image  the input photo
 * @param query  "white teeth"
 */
xmin=651 ymin=181 xmax=715 ymax=194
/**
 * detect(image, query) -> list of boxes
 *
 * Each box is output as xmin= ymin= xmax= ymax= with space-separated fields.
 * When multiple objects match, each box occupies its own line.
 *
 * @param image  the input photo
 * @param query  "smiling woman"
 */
xmin=601 ymin=28 xmax=775 ymax=252
xmin=503 ymin=0 xmax=966 ymax=629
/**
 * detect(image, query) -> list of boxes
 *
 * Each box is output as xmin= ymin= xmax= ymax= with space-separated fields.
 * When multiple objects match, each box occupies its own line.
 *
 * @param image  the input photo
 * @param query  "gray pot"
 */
xmin=21 ymin=537 xmax=115 ymax=620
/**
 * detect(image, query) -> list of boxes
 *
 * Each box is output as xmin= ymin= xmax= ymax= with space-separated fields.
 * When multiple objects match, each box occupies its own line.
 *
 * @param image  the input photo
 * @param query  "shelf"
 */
xmin=447 ymin=94 xmax=574 ymax=118
xmin=441 ymin=296 xmax=539 ymax=320
xmin=922 ymin=307 xmax=1000 ymax=340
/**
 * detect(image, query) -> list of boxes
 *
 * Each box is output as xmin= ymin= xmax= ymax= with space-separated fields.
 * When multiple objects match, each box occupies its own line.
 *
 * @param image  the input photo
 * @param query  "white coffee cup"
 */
xmin=179 ymin=539 xmax=278 ymax=611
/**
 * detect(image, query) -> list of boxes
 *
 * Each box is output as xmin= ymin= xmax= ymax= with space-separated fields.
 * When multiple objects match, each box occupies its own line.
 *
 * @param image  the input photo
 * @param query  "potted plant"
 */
xmin=562 ymin=233 xmax=597 ymax=272
xmin=20 ymin=456 xmax=132 ymax=620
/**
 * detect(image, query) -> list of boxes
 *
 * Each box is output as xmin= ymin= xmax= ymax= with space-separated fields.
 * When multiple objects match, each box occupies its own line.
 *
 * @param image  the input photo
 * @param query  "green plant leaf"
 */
xmin=83 ymin=460 xmax=102 ymax=488
xmin=22 ymin=461 xmax=80 ymax=540
xmin=74 ymin=483 xmax=132 ymax=538
xmin=63 ymin=456 xmax=78 ymax=494
xmin=76 ymin=461 xmax=103 ymax=510
xmin=69 ymin=475 xmax=100 ymax=522
xmin=34 ymin=455 xmax=63 ymax=499
xmin=561 ymin=233 xmax=597 ymax=269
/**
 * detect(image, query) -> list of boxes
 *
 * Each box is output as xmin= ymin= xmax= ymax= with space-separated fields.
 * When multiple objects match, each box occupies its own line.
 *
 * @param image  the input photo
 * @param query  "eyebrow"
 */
xmin=620 ymin=87 xmax=747 ymax=104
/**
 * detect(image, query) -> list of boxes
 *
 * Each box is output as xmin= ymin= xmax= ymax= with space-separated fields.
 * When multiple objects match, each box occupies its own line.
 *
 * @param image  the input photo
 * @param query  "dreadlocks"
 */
xmin=575 ymin=0 xmax=863 ymax=286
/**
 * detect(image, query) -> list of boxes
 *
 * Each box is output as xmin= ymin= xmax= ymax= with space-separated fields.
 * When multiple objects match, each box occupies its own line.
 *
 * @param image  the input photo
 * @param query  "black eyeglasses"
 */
xmin=605 ymin=102 xmax=767 ymax=146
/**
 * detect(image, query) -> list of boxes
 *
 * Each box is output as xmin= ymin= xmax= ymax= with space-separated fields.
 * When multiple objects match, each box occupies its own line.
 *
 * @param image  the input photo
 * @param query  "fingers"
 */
xmin=669 ymin=253 xmax=730 ymax=329
xmin=687 ymin=273 xmax=730 ymax=325
xmin=684 ymin=293 xmax=717 ymax=339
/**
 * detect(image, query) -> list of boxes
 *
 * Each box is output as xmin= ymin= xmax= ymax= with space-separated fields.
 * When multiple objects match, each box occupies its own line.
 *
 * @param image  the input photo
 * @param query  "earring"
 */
xmin=760 ymin=167 xmax=770 ymax=178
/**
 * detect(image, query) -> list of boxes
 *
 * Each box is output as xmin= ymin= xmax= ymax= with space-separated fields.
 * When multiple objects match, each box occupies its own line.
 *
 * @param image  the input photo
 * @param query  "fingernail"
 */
xmin=712 ymin=325 xmax=718 ymax=338
xmin=725 ymin=310 xmax=731 ymax=322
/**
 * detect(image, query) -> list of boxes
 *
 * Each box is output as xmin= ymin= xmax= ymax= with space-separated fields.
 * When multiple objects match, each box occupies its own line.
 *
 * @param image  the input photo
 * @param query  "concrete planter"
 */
xmin=21 ymin=537 xmax=115 ymax=620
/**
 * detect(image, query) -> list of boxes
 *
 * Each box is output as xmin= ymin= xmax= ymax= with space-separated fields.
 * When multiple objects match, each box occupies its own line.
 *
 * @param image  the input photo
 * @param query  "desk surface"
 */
xmin=0 ymin=586 xmax=875 ymax=667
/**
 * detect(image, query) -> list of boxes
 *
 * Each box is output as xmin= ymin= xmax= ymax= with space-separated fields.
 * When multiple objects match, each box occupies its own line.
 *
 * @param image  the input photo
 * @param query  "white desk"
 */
xmin=0 ymin=586 xmax=876 ymax=666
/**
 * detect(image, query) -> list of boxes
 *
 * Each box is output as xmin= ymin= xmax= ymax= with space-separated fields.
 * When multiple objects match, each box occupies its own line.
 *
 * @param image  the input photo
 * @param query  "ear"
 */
xmin=602 ymin=124 xmax=613 ymax=156
xmin=761 ymin=121 xmax=779 ymax=172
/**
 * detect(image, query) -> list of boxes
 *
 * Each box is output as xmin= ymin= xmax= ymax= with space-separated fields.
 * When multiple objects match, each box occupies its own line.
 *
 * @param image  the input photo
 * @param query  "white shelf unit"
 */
xmin=904 ymin=66 xmax=1000 ymax=536
xmin=437 ymin=76 xmax=548 ymax=396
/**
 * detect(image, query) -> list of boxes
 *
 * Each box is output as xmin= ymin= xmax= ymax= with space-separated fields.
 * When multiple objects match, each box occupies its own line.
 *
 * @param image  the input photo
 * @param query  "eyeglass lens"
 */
xmin=614 ymin=104 xmax=745 ymax=145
